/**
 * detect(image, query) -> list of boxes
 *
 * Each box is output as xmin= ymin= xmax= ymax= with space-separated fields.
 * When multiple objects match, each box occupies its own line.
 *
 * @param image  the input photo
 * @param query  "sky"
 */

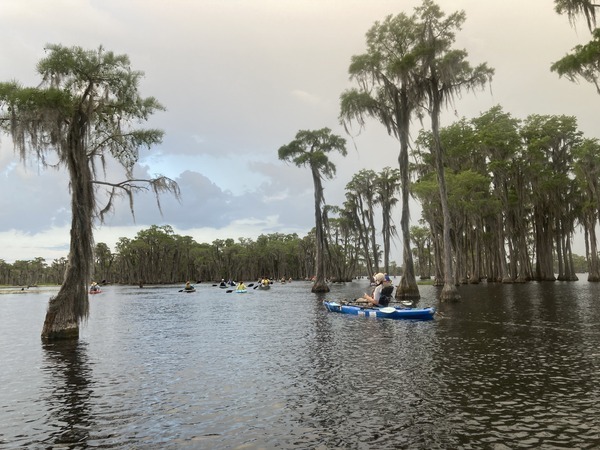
xmin=0 ymin=0 xmax=598 ymax=264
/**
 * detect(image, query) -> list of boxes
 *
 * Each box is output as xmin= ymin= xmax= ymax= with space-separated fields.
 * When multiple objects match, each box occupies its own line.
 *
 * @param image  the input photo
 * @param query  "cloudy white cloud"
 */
xmin=0 ymin=0 xmax=597 ymax=263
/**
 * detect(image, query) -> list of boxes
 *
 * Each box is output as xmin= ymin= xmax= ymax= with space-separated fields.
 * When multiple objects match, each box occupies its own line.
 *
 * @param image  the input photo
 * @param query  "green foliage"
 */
xmin=278 ymin=128 xmax=347 ymax=179
xmin=0 ymin=45 xmax=181 ymax=337
xmin=278 ymin=128 xmax=347 ymax=291
xmin=551 ymin=29 xmax=600 ymax=93
xmin=554 ymin=0 xmax=597 ymax=31
xmin=0 ymin=44 xmax=178 ymax=221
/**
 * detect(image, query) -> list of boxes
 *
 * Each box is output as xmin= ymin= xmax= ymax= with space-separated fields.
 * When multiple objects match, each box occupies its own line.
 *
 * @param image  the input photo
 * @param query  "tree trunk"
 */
xmin=432 ymin=225 xmax=444 ymax=286
xmin=588 ymin=214 xmax=600 ymax=281
xmin=311 ymin=168 xmax=329 ymax=293
xmin=431 ymin=97 xmax=460 ymax=302
xmin=533 ymin=207 xmax=555 ymax=281
xmin=470 ymin=220 xmax=481 ymax=284
xmin=565 ymin=237 xmax=578 ymax=281
xmin=42 ymin=119 xmax=93 ymax=340
xmin=396 ymin=103 xmax=420 ymax=300
xmin=498 ymin=215 xmax=512 ymax=283
xmin=555 ymin=220 xmax=566 ymax=281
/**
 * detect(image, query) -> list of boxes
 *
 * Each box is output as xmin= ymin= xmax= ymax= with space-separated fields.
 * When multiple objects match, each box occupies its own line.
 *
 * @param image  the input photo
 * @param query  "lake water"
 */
xmin=1 ymin=279 xmax=600 ymax=449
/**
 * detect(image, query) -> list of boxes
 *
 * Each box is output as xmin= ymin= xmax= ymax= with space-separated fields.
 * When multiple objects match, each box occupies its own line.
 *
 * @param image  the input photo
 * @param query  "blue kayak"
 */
xmin=323 ymin=301 xmax=435 ymax=320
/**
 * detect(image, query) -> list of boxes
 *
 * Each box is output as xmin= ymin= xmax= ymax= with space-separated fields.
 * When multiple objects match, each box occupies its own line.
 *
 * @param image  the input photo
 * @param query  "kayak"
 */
xmin=323 ymin=301 xmax=435 ymax=320
xmin=89 ymin=289 xmax=102 ymax=295
xmin=235 ymin=289 xmax=247 ymax=293
xmin=257 ymin=284 xmax=271 ymax=290
xmin=182 ymin=288 xmax=196 ymax=293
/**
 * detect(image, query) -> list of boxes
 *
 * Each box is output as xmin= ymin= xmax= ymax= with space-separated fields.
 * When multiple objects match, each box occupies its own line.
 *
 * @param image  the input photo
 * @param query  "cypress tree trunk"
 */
xmin=396 ymin=100 xmax=420 ymax=300
xmin=470 ymin=224 xmax=481 ymax=284
xmin=311 ymin=169 xmax=329 ymax=293
xmin=587 ymin=215 xmax=600 ymax=281
xmin=42 ymin=116 xmax=93 ymax=340
xmin=498 ymin=215 xmax=513 ymax=283
xmin=431 ymin=97 xmax=460 ymax=302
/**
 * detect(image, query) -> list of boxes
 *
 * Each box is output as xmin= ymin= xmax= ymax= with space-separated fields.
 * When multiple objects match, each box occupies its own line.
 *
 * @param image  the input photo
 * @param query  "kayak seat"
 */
xmin=378 ymin=285 xmax=394 ymax=306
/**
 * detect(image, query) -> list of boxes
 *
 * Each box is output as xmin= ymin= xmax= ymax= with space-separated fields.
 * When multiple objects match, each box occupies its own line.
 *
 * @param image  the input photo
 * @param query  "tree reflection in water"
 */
xmin=41 ymin=340 xmax=93 ymax=448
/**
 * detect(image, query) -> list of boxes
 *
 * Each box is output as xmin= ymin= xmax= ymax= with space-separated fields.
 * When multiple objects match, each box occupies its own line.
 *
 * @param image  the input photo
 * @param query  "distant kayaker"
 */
xmin=184 ymin=281 xmax=194 ymax=291
xmin=236 ymin=281 xmax=246 ymax=291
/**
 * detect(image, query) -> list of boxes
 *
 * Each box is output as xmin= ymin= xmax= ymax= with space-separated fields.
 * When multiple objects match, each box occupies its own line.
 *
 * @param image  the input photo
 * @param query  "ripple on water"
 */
xmin=1 ymin=281 xmax=600 ymax=448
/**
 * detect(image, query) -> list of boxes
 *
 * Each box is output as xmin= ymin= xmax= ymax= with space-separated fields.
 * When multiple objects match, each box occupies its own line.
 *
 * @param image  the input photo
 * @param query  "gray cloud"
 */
xmin=0 ymin=0 xmax=596 ymax=262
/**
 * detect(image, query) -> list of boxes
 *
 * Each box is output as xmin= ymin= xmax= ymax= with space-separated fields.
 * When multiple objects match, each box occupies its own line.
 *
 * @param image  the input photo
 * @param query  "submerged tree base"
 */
xmin=439 ymin=283 xmax=461 ymax=302
xmin=41 ymin=307 xmax=79 ymax=340
xmin=41 ymin=324 xmax=79 ymax=340
xmin=41 ymin=293 xmax=87 ymax=341
xmin=312 ymin=282 xmax=330 ymax=293
xmin=395 ymin=279 xmax=420 ymax=300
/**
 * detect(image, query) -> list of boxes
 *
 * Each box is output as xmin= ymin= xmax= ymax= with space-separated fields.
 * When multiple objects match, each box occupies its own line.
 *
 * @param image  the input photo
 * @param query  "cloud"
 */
xmin=291 ymin=89 xmax=324 ymax=106
xmin=0 ymin=0 xmax=597 ymax=265
xmin=0 ymin=158 xmax=71 ymax=232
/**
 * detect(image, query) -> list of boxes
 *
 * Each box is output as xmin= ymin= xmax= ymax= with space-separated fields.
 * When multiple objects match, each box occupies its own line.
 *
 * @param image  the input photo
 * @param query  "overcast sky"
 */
xmin=0 ymin=0 xmax=598 ymax=264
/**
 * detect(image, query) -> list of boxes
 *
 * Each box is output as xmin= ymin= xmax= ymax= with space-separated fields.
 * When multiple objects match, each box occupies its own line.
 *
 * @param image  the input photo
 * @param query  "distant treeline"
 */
xmin=0 ymin=221 xmax=591 ymax=287
xmin=0 ymin=225 xmax=368 ymax=286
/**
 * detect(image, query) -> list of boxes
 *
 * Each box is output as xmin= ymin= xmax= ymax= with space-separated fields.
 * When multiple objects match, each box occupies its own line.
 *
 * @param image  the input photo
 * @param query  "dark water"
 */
xmin=1 ymin=279 xmax=600 ymax=449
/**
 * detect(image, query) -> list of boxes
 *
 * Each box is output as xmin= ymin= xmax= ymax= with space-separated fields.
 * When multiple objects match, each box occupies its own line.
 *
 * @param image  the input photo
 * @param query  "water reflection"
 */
xmin=41 ymin=340 xmax=93 ymax=449
xmin=2 ymin=281 xmax=600 ymax=448
xmin=433 ymin=282 xmax=600 ymax=448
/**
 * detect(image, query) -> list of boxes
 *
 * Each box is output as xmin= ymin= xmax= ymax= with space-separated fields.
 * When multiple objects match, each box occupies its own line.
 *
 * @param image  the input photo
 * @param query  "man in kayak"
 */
xmin=236 ymin=281 xmax=246 ymax=291
xmin=362 ymin=272 xmax=393 ymax=307
xmin=184 ymin=281 xmax=194 ymax=291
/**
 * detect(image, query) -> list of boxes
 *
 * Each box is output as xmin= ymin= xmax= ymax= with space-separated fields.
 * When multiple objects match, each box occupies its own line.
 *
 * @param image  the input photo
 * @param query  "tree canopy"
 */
xmin=278 ymin=128 xmax=347 ymax=292
xmin=0 ymin=44 xmax=179 ymax=339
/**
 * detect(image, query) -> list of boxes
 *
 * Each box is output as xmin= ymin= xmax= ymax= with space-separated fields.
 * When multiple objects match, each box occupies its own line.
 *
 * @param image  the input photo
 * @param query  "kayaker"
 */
xmin=236 ymin=281 xmax=246 ymax=291
xmin=90 ymin=282 xmax=99 ymax=292
xmin=184 ymin=281 xmax=194 ymax=291
xmin=363 ymin=272 xmax=391 ymax=307
xmin=219 ymin=279 xmax=227 ymax=287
